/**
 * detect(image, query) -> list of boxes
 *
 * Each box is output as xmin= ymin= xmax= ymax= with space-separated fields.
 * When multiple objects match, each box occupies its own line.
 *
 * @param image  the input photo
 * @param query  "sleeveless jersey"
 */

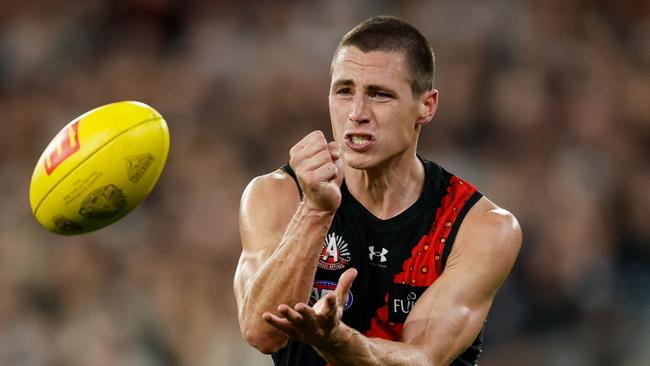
xmin=273 ymin=158 xmax=484 ymax=366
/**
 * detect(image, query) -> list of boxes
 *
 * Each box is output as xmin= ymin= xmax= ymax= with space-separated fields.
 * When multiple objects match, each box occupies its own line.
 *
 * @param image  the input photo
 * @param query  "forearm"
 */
xmin=242 ymin=202 xmax=334 ymax=330
xmin=316 ymin=324 xmax=433 ymax=366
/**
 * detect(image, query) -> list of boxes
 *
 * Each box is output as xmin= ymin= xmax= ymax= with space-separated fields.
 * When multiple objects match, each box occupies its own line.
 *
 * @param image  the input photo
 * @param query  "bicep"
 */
xmin=399 ymin=269 xmax=493 ymax=366
xmin=401 ymin=198 xmax=522 ymax=364
xmin=234 ymin=171 xmax=300 ymax=304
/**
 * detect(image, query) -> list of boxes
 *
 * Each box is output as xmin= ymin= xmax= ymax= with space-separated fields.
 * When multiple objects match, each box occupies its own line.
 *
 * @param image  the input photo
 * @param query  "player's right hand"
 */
xmin=289 ymin=130 xmax=343 ymax=212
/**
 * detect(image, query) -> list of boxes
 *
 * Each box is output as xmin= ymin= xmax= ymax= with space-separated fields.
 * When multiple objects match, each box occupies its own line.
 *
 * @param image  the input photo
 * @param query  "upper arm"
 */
xmin=234 ymin=169 xmax=301 ymax=311
xmin=401 ymin=196 xmax=522 ymax=365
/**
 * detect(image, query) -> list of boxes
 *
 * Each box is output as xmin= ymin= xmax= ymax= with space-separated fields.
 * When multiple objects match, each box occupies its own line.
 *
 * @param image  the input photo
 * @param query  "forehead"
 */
xmin=331 ymin=46 xmax=410 ymax=87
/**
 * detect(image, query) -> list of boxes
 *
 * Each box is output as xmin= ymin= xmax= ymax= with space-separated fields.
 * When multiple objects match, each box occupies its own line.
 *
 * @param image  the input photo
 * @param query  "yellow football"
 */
xmin=29 ymin=101 xmax=170 ymax=235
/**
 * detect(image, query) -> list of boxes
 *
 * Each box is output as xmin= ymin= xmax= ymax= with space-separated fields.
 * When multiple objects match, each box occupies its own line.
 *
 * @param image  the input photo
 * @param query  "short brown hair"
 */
xmin=332 ymin=16 xmax=435 ymax=98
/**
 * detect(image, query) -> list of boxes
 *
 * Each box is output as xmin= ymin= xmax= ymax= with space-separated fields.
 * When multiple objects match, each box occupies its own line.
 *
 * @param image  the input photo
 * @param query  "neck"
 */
xmin=344 ymin=152 xmax=425 ymax=220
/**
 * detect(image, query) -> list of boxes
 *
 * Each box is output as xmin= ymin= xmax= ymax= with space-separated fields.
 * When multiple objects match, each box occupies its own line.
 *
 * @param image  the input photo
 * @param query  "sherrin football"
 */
xmin=29 ymin=101 xmax=170 ymax=235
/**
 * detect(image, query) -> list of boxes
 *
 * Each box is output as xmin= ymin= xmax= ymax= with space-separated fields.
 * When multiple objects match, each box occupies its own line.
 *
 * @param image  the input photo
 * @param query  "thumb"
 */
xmin=333 ymin=156 xmax=344 ymax=187
xmin=335 ymin=268 xmax=357 ymax=308
xmin=328 ymin=141 xmax=344 ymax=187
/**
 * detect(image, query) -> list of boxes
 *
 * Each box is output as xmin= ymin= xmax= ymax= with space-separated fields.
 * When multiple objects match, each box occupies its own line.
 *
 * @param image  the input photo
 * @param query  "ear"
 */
xmin=416 ymin=89 xmax=438 ymax=126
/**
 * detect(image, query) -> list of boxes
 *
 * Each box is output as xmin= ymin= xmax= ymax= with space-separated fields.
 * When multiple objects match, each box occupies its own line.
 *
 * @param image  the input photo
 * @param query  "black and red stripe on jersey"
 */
xmin=273 ymin=158 xmax=484 ymax=366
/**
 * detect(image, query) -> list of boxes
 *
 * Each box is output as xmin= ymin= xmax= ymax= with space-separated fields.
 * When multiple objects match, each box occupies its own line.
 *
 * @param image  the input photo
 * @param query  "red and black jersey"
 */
xmin=274 ymin=158 xmax=484 ymax=366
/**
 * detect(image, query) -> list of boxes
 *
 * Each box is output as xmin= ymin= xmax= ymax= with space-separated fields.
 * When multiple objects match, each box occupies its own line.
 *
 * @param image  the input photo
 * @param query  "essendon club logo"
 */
xmin=309 ymin=280 xmax=353 ymax=310
xmin=44 ymin=121 xmax=81 ymax=175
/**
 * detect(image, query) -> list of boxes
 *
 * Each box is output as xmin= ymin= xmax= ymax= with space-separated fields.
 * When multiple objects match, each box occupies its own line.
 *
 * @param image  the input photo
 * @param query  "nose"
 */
xmin=348 ymin=94 xmax=370 ymax=124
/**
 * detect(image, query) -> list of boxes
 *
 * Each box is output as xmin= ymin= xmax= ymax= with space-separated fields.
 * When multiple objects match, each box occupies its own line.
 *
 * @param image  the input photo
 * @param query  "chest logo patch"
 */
xmin=318 ymin=232 xmax=351 ymax=270
xmin=368 ymin=246 xmax=389 ymax=268
xmin=309 ymin=280 xmax=353 ymax=311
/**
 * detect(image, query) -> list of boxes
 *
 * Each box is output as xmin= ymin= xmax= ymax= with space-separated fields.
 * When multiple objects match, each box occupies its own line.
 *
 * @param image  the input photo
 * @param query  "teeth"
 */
xmin=351 ymin=136 xmax=370 ymax=145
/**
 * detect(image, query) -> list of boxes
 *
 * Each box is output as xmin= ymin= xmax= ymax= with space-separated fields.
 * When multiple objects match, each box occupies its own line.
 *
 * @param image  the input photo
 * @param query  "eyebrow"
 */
xmin=331 ymin=79 xmax=397 ymax=94
xmin=331 ymin=79 xmax=354 ymax=88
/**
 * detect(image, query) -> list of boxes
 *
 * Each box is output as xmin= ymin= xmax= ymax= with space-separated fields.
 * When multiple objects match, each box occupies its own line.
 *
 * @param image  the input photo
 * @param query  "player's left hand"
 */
xmin=262 ymin=268 xmax=357 ymax=348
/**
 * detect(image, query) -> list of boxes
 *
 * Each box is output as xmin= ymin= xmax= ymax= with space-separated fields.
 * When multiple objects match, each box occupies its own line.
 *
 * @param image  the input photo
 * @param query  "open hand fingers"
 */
xmin=294 ymin=302 xmax=319 ymax=328
xmin=268 ymin=298 xmax=342 ymax=344
xmin=278 ymin=304 xmax=304 ymax=323
xmin=263 ymin=312 xmax=296 ymax=337
xmin=335 ymin=268 xmax=358 ymax=308
xmin=324 ymin=292 xmax=337 ymax=318
xmin=312 ymin=292 xmax=337 ymax=316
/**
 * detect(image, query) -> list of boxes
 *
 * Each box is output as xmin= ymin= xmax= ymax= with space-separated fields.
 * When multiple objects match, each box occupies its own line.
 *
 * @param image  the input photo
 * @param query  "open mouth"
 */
xmin=345 ymin=133 xmax=375 ymax=151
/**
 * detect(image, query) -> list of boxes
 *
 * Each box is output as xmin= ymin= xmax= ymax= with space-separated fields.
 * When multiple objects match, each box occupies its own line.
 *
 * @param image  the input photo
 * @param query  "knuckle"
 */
xmin=313 ymin=131 xmax=327 ymax=145
xmin=307 ymin=130 xmax=320 ymax=140
xmin=313 ymin=130 xmax=325 ymax=139
xmin=289 ymin=150 xmax=302 ymax=165
xmin=289 ymin=154 xmax=299 ymax=167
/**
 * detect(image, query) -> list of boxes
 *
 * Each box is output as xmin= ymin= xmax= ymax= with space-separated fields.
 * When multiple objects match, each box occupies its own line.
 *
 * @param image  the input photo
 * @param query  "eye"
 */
xmin=370 ymin=90 xmax=393 ymax=100
xmin=335 ymin=87 xmax=352 ymax=96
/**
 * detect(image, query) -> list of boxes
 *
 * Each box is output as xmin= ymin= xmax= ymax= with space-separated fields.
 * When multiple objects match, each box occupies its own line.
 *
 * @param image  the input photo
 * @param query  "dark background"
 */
xmin=0 ymin=1 xmax=648 ymax=365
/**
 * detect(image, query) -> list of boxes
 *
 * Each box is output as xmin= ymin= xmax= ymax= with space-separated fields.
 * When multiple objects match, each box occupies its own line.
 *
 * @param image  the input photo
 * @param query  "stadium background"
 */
xmin=0 ymin=1 xmax=648 ymax=365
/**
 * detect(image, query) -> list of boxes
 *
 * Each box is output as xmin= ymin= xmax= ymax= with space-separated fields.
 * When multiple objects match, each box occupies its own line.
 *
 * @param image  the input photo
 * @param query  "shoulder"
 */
xmin=239 ymin=169 xmax=302 ymax=239
xmin=447 ymin=196 xmax=522 ymax=278
xmin=241 ymin=168 xmax=300 ymax=205
xmin=463 ymin=197 xmax=521 ymax=253
xmin=467 ymin=197 xmax=522 ymax=247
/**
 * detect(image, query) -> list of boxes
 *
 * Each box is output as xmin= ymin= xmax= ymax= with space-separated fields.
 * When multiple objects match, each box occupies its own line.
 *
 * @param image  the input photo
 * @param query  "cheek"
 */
xmin=329 ymin=103 xmax=346 ymax=140
xmin=386 ymin=110 xmax=417 ymax=145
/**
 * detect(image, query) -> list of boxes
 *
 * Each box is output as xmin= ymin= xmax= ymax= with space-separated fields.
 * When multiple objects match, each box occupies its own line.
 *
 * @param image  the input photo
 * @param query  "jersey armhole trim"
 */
xmin=280 ymin=163 xmax=303 ymax=200
xmin=441 ymin=191 xmax=483 ymax=269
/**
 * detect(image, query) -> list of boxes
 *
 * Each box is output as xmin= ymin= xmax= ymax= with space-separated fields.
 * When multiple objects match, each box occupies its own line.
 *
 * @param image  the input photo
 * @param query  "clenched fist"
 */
xmin=289 ymin=131 xmax=344 ymax=212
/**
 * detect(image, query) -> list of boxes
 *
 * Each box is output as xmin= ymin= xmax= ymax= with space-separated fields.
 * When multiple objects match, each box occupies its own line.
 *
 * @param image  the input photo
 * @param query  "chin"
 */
xmin=343 ymin=147 xmax=411 ymax=172
xmin=343 ymin=152 xmax=379 ymax=170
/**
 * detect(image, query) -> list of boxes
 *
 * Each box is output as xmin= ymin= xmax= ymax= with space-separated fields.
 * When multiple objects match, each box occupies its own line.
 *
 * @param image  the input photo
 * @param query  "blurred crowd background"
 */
xmin=0 ymin=0 xmax=648 ymax=365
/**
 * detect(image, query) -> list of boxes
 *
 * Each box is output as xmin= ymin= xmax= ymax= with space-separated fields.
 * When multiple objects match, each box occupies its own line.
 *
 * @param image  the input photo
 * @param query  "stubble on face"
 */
xmin=328 ymin=47 xmax=420 ymax=170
